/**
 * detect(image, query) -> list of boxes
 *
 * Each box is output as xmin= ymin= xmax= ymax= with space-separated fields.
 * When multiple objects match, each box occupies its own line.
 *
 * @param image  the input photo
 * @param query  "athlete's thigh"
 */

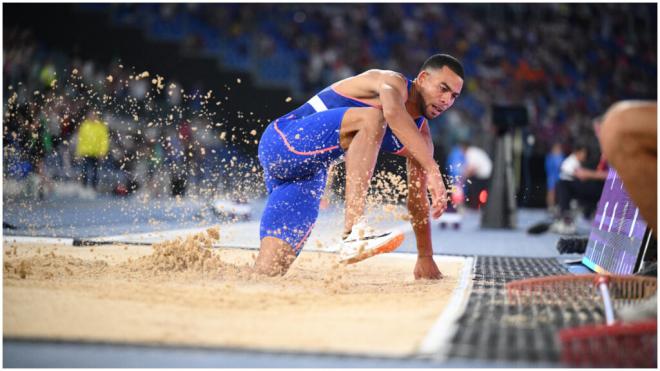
xmin=259 ymin=108 xmax=348 ymax=181
xmin=259 ymin=170 xmax=327 ymax=255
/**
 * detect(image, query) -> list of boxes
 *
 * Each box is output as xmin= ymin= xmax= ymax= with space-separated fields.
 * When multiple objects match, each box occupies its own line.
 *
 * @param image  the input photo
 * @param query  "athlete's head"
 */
xmin=415 ymin=54 xmax=464 ymax=119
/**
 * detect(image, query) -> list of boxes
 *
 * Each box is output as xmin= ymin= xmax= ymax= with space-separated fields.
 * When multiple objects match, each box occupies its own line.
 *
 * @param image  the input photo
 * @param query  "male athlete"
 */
xmin=254 ymin=54 xmax=464 ymax=279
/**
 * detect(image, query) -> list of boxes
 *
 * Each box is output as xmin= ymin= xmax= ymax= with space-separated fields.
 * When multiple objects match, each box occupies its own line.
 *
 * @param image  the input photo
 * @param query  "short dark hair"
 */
xmin=573 ymin=138 xmax=589 ymax=153
xmin=421 ymin=54 xmax=464 ymax=79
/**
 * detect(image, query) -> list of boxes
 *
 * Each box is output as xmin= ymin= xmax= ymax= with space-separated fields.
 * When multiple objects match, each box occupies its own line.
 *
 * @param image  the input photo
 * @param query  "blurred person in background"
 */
xmin=15 ymin=96 xmax=56 ymax=199
xmin=3 ymin=3 xmax=655 ymax=211
xmin=163 ymin=124 xmax=190 ymax=197
xmin=445 ymin=142 xmax=466 ymax=210
xmin=144 ymin=127 xmax=166 ymax=197
xmin=458 ymin=140 xmax=492 ymax=209
xmin=544 ymin=141 xmax=565 ymax=213
xmin=552 ymin=138 xmax=607 ymax=234
xmin=75 ymin=111 xmax=109 ymax=191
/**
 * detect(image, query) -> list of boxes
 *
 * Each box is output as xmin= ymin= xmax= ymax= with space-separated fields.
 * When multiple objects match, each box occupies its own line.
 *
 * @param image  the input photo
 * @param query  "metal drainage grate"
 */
xmin=444 ymin=256 xmax=606 ymax=364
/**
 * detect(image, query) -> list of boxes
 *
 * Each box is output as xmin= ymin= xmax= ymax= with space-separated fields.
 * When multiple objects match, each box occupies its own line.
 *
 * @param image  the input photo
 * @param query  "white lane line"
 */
xmin=3 ymin=217 xmax=427 ymax=254
xmin=417 ymin=256 xmax=475 ymax=359
xmin=77 ymin=218 xmax=419 ymax=251
xmin=3 ymin=236 xmax=74 ymax=245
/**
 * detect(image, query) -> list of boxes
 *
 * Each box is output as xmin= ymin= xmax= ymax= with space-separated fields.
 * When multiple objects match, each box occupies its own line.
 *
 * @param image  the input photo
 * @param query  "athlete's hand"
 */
xmin=426 ymin=166 xmax=448 ymax=219
xmin=414 ymin=256 xmax=442 ymax=280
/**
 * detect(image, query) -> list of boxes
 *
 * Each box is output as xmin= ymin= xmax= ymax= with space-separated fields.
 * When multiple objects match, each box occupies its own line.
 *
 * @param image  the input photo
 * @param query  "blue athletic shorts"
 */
xmin=258 ymin=108 xmax=348 ymax=254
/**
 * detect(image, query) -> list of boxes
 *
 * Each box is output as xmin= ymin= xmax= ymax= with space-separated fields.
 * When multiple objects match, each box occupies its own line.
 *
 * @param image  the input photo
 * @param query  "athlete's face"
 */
xmin=416 ymin=66 xmax=463 ymax=119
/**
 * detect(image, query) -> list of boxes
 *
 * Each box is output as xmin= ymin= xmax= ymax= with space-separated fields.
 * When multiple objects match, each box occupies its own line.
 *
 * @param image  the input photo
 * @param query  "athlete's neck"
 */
xmin=405 ymin=79 xmax=423 ymax=119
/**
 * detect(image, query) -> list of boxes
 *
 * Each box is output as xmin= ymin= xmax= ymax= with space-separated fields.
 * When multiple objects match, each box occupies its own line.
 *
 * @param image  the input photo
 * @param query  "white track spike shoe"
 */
xmin=338 ymin=219 xmax=405 ymax=264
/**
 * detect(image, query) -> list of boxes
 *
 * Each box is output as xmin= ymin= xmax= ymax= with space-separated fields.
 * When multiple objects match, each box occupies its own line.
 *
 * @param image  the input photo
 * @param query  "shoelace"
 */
xmin=343 ymin=232 xmax=391 ymax=243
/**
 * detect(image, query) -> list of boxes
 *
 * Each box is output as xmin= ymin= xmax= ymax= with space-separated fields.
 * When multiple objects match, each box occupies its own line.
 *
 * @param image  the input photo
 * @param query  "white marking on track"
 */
xmin=3 ymin=236 xmax=74 ymax=245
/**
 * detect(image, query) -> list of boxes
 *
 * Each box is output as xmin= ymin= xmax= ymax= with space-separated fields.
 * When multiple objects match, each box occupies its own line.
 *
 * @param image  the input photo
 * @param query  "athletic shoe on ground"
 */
xmin=338 ymin=219 xmax=404 ymax=264
xmin=549 ymin=219 xmax=577 ymax=235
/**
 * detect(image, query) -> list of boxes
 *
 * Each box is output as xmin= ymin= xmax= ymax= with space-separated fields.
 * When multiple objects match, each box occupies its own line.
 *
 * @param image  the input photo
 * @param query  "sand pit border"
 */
xmin=4 ymin=235 xmax=475 ymax=359
xmin=418 ymin=256 xmax=475 ymax=358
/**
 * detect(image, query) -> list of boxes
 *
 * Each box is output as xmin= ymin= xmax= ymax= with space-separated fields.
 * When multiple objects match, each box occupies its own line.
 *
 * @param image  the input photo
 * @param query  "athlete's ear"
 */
xmin=417 ymin=69 xmax=429 ymax=84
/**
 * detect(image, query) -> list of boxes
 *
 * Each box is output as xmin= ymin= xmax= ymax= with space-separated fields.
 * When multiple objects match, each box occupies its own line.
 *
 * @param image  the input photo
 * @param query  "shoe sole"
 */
xmin=340 ymin=232 xmax=405 ymax=265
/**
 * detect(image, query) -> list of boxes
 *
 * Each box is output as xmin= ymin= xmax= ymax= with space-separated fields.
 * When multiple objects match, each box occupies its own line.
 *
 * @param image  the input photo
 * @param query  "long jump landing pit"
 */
xmin=4 ymin=230 xmax=466 ymax=358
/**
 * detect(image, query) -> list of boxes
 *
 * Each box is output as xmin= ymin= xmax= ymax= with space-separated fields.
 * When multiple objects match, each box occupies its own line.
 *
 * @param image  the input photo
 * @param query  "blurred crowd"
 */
xmin=3 ymin=29 xmax=259 ymax=200
xmin=131 ymin=3 xmax=655 ymax=146
xmin=104 ymin=3 xmax=656 ymax=200
xmin=3 ymin=3 xmax=657 ymax=205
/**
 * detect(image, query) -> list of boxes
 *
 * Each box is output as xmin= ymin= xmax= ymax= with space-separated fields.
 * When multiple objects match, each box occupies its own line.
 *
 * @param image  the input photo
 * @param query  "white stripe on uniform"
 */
xmin=308 ymin=95 xmax=328 ymax=112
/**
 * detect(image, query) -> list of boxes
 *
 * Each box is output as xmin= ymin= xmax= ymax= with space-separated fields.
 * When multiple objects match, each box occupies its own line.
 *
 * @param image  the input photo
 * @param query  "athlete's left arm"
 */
xmin=404 ymin=123 xmax=442 ymax=280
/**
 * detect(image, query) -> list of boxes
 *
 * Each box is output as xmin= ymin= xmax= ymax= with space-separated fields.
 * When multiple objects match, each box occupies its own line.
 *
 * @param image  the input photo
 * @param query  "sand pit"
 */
xmin=3 ymin=231 xmax=464 ymax=357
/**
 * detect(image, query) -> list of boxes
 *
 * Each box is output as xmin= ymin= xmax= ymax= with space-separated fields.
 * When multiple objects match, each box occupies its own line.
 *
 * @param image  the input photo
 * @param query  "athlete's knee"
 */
xmin=254 ymin=236 xmax=297 ymax=276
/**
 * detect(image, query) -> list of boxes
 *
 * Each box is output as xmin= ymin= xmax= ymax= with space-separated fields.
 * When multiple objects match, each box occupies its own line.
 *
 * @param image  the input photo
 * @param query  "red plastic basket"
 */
xmin=506 ymin=274 xmax=657 ymax=367
xmin=559 ymin=320 xmax=657 ymax=367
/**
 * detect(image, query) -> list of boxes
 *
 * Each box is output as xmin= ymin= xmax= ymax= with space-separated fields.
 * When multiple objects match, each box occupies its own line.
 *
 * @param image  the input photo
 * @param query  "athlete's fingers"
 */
xmin=429 ymin=193 xmax=444 ymax=219
xmin=430 ymin=186 xmax=448 ymax=219
xmin=431 ymin=203 xmax=446 ymax=219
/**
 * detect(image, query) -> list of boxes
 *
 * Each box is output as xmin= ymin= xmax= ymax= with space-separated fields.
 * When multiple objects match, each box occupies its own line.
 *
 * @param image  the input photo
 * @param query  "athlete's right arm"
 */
xmin=376 ymin=72 xmax=447 ymax=218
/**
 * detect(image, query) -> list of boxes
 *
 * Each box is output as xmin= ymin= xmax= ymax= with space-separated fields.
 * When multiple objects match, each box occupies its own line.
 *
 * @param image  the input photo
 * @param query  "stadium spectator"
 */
xmin=552 ymin=139 xmax=607 ymax=234
xmin=544 ymin=141 xmax=565 ymax=212
xmin=459 ymin=141 xmax=493 ymax=209
xmin=2 ymin=3 xmax=656 ymax=205
xmin=75 ymin=111 xmax=110 ymax=191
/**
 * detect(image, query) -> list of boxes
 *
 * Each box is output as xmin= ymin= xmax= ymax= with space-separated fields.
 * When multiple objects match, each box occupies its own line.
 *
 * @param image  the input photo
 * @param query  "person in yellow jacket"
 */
xmin=76 ymin=112 xmax=109 ymax=190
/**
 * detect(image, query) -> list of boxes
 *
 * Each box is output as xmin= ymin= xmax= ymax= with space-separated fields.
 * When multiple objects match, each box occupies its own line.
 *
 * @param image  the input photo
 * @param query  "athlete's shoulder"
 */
xmin=358 ymin=70 xmax=408 ymax=91
xmin=360 ymin=69 xmax=406 ymax=81
xmin=333 ymin=69 xmax=408 ymax=99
